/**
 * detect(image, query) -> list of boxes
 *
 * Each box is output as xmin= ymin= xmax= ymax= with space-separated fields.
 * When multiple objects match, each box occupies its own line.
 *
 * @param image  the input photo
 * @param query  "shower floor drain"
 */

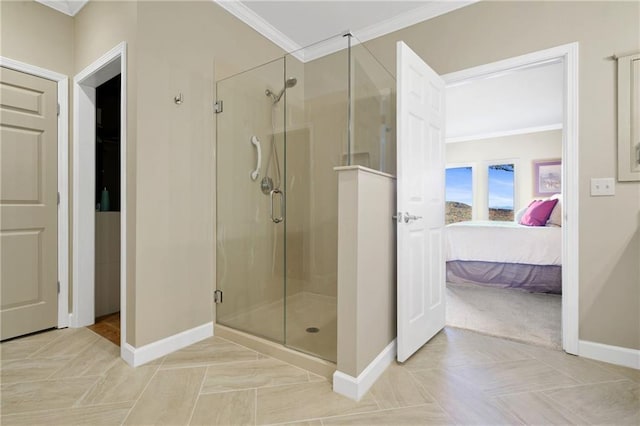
xmin=306 ymin=327 xmax=320 ymax=333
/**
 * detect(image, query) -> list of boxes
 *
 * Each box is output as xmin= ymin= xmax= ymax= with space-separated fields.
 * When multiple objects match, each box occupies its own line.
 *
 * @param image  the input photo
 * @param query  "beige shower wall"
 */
xmin=364 ymin=1 xmax=640 ymax=350
xmin=216 ymin=60 xmax=289 ymax=331
xmin=293 ymin=44 xmax=396 ymax=299
xmin=298 ymin=51 xmax=350 ymax=298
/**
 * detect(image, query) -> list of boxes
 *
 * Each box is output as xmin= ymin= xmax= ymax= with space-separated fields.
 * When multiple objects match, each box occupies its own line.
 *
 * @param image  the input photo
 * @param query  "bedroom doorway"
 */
xmin=440 ymin=44 xmax=578 ymax=353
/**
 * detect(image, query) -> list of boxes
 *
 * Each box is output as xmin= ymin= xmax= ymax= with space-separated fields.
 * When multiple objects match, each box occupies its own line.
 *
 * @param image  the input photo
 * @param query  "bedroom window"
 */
xmin=488 ymin=163 xmax=514 ymax=221
xmin=445 ymin=166 xmax=473 ymax=224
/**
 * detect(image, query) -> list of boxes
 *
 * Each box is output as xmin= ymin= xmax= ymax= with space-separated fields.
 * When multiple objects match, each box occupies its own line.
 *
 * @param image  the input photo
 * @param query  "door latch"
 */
xmin=404 ymin=213 xmax=423 ymax=223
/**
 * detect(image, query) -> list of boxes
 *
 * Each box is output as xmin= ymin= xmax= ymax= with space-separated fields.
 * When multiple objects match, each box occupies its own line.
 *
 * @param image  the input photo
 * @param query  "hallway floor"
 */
xmin=1 ymin=326 xmax=638 ymax=425
xmin=87 ymin=312 xmax=121 ymax=347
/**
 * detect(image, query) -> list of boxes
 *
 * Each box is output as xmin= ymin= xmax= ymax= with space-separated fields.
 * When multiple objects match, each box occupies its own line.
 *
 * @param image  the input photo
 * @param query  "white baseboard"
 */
xmin=579 ymin=340 xmax=640 ymax=370
xmin=121 ymin=322 xmax=213 ymax=367
xmin=333 ymin=339 xmax=396 ymax=401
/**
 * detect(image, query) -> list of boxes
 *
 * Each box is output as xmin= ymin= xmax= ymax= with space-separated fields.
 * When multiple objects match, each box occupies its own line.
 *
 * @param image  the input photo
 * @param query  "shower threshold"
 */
xmin=214 ymin=323 xmax=336 ymax=379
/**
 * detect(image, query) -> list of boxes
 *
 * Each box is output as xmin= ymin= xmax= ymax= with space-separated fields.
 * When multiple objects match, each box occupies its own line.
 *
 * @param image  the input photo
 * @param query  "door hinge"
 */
xmin=57 ymin=281 xmax=60 ymax=294
xmin=213 ymin=289 xmax=223 ymax=304
xmin=57 ymin=103 xmax=60 ymax=117
xmin=214 ymin=100 xmax=223 ymax=114
xmin=57 ymin=191 xmax=60 ymax=206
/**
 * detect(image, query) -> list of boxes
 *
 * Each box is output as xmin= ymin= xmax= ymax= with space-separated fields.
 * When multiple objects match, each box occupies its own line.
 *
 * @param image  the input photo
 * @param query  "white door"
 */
xmin=1 ymin=67 xmax=58 ymax=340
xmin=396 ymin=42 xmax=446 ymax=362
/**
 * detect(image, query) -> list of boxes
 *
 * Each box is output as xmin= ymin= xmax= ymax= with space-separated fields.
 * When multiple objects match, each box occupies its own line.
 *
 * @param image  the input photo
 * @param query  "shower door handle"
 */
xmin=250 ymin=136 xmax=261 ymax=181
xmin=270 ymin=189 xmax=284 ymax=223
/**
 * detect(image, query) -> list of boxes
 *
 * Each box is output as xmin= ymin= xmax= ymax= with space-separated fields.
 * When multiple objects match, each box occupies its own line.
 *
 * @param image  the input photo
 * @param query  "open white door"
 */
xmin=396 ymin=41 xmax=446 ymax=362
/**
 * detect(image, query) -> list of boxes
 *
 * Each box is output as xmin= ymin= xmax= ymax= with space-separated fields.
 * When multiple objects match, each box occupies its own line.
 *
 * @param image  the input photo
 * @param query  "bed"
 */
xmin=445 ymin=220 xmax=562 ymax=294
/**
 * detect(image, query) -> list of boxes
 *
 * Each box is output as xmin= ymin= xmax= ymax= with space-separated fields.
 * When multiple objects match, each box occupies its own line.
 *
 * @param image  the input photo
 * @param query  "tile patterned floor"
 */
xmin=1 ymin=326 xmax=638 ymax=425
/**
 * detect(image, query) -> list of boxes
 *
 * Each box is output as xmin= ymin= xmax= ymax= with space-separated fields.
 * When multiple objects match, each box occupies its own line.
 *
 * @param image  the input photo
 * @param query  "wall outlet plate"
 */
xmin=590 ymin=177 xmax=615 ymax=196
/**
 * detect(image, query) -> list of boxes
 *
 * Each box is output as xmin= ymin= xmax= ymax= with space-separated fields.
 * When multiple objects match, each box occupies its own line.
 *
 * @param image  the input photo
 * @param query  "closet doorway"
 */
xmin=72 ymin=43 xmax=128 ymax=356
xmin=89 ymin=74 xmax=122 ymax=346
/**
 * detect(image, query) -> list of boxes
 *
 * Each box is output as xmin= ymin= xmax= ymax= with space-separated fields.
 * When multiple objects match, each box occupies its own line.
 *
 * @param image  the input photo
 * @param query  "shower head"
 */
xmin=284 ymin=77 xmax=297 ymax=88
xmin=265 ymin=77 xmax=297 ymax=103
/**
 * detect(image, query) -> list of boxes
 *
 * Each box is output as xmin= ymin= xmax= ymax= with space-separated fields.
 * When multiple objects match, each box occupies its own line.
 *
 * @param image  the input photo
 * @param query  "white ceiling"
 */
xmin=35 ymin=0 xmax=88 ymax=16
xmin=446 ymin=60 xmax=564 ymax=142
xmin=215 ymin=0 xmax=477 ymax=61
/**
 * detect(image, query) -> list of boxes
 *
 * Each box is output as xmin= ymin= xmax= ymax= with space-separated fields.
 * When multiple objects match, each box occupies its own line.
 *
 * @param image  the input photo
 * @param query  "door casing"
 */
xmin=72 ymin=42 xmax=128 ymax=360
xmin=441 ymin=42 xmax=580 ymax=354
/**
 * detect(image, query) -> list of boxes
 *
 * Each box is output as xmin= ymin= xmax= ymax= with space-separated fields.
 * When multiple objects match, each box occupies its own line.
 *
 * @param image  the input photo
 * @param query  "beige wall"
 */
xmin=0 ymin=1 xmax=74 ymax=75
xmin=446 ymin=130 xmax=562 ymax=217
xmin=336 ymin=166 xmax=396 ymax=377
xmin=74 ymin=0 xmax=139 ymax=344
xmin=5 ymin=0 xmax=284 ymax=348
xmin=364 ymin=0 xmax=640 ymax=350
xmin=133 ymin=1 xmax=283 ymax=346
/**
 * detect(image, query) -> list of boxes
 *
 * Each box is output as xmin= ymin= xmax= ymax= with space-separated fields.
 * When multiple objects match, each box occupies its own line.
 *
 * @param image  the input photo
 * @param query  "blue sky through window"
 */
xmin=488 ymin=165 xmax=514 ymax=210
xmin=445 ymin=167 xmax=473 ymax=206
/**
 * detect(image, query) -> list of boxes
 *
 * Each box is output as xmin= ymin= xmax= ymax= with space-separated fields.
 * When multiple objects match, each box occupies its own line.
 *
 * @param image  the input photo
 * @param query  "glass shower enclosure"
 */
xmin=216 ymin=34 xmax=395 ymax=363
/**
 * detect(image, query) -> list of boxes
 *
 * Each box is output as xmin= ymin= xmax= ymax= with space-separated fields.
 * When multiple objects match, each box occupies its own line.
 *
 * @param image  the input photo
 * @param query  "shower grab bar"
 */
xmin=250 ymin=136 xmax=261 ymax=181
xmin=270 ymin=189 xmax=284 ymax=223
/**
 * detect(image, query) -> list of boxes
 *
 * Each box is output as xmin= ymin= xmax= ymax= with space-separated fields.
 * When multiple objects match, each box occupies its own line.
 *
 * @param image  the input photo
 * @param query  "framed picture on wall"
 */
xmin=533 ymin=159 xmax=561 ymax=196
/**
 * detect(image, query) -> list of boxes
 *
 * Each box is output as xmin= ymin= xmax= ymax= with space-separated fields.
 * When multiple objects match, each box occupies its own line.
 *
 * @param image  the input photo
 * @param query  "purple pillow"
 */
xmin=519 ymin=199 xmax=559 ymax=226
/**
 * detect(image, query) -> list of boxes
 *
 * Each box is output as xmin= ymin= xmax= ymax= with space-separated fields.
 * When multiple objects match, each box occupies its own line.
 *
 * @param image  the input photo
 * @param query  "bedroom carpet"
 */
xmin=446 ymin=281 xmax=562 ymax=349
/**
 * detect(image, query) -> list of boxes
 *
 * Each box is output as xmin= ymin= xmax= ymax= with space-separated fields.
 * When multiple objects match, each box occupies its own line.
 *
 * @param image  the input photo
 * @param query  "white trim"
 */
xmin=333 ymin=165 xmax=396 ymax=180
xmin=121 ymin=322 xmax=213 ymax=367
xmin=442 ymin=42 xmax=580 ymax=355
xmin=333 ymin=339 xmax=396 ymax=401
xmin=72 ymin=43 xmax=127 ymax=354
xmin=579 ymin=340 xmax=640 ymax=370
xmin=213 ymin=0 xmax=304 ymax=61
xmin=35 ymin=0 xmax=89 ymax=17
xmin=213 ymin=0 xmax=477 ymax=63
xmin=446 ymin=123 xmax=563 ymax=144
xmin=0 ymin=57 xmax=70 ymax=329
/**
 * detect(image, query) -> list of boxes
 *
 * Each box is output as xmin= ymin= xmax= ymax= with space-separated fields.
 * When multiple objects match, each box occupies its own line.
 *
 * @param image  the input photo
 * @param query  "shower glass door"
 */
xmin=216 ymin=59 xmax=286 ymax=343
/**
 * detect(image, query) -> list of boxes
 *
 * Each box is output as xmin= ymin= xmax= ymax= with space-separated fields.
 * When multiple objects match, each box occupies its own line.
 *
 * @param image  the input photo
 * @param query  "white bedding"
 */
xmin=445 ymin=221 xmax=561 ymax=266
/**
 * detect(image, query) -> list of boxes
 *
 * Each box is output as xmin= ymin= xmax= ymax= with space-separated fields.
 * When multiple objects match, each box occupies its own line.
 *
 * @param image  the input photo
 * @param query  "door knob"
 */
xmin=404 ymin=213 xmax=422 ymax=223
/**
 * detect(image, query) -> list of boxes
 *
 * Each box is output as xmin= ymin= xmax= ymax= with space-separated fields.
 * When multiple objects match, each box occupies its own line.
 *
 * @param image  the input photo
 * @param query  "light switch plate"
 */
xmin=590 ymin=177 xmax=615 ymax=196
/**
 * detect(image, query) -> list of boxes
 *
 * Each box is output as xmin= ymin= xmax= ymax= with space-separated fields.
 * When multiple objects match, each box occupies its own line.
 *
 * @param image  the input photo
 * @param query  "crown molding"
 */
xmin=214 ymin=0 xmax=305 ymax=61
xmin=215 ymin=1 xmax=478 ymax=63
xmin=35 ymin=0 xmax=89 ymax=16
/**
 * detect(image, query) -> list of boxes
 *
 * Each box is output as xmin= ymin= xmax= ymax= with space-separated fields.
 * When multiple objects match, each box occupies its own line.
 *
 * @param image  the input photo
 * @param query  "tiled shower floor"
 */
xmin=218 ymin=292 xmax=337 ymax=362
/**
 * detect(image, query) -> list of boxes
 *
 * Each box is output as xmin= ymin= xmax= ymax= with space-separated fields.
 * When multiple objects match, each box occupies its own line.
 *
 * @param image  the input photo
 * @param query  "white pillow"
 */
xmin=514 ymin=205 xmax=529 ymax=223
xmin=546 ymin=193 xmax=562 ymax=227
